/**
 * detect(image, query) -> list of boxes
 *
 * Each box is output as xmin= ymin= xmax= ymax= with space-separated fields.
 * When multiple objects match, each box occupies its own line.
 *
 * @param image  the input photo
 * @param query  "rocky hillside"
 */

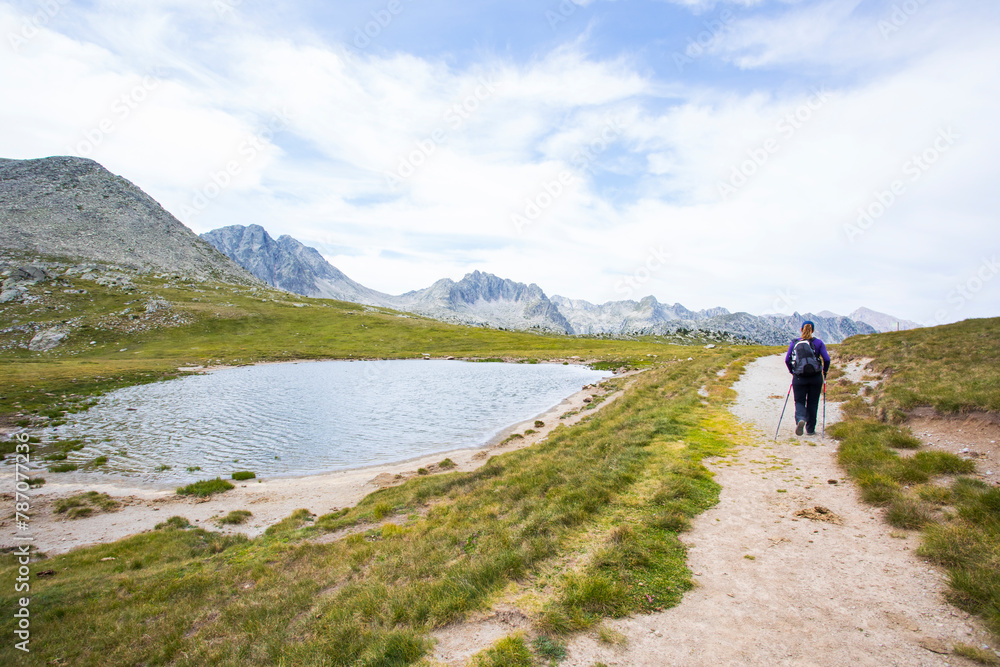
xmin=0 ymin=157 xmax=257 ymax=284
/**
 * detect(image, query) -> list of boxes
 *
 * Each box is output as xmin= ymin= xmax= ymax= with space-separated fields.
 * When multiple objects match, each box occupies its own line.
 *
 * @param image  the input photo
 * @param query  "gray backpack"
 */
xmin=792 ymin=339 xmax=821 ymax=377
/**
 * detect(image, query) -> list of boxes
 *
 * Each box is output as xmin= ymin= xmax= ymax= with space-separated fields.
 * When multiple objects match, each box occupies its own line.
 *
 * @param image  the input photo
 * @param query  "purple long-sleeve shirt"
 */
xmin=785 ymin=337 xmax=831 ymax=375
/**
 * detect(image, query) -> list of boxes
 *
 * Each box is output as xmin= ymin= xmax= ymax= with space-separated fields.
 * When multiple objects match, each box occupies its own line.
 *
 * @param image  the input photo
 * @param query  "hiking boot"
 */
xmin=795 ymin=420 xmax=805 ymax=436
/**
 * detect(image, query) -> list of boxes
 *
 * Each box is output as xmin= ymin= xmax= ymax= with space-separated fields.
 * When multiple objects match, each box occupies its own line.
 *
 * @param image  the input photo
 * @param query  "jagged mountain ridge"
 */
xmin=0 ymin=156 xmax=257 ymax=284
xmin=200 ymin=225 xmax=388 ymax=304
xmin=202 ymin=224 xmax=880 ymax=343
xmin=550 ymin=294 xmax=737 ymax=335
xmin=397 ymin=271 xmax=573 ymax=333
xmin=201 ymin=226 xmax=572 ymax=333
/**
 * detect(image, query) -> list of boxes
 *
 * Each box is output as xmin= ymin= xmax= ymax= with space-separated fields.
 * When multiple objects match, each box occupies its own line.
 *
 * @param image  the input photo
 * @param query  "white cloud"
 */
xmin=1 ymin=0 xmax=998 ymax=322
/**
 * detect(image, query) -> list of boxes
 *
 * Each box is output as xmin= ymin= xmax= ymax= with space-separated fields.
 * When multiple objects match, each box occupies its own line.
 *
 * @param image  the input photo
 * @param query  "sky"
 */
xmin=1 ymin=0 xmax=998 ymax=325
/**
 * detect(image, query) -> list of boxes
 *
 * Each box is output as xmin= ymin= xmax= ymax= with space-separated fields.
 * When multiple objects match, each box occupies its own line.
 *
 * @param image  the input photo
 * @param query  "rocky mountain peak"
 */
xmin=0 ymin=156 xmax=256 ymax=283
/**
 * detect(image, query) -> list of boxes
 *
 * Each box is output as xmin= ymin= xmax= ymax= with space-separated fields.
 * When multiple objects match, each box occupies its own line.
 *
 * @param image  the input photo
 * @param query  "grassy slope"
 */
xmin=0 ymin=264 xmax=771 ymax=664
xmin=0 ymin=349 xmax=760 ymax=666
xmin=830 ymin=317 xmax=1000 ymax=636
xmin=836 ymin=317 xmax=1000 ymax=420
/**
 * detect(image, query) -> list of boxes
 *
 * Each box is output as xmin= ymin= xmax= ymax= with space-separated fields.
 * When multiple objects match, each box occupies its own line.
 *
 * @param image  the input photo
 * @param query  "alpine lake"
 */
xmin=41 ymin=359 xmax=612 ymax=482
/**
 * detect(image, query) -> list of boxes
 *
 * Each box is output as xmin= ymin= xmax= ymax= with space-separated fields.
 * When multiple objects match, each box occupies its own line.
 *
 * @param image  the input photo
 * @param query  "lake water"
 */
xmin=46 ymin=360 xmax=611 ymax=481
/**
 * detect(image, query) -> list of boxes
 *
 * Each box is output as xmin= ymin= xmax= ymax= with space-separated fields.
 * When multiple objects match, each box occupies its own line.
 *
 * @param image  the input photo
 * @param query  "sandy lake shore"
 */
xmin=0 ymin=369 xmax=637 ymax=556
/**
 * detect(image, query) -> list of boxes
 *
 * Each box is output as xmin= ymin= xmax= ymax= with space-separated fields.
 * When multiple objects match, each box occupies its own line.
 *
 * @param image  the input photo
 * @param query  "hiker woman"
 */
xmin=784 ymin=320 xmax=831 ymax=436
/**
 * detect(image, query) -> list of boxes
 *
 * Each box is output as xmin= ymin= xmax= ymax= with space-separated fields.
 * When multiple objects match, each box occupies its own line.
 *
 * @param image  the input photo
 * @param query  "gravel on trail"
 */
xmin=561 ymin=354 xmax=992 ymax=667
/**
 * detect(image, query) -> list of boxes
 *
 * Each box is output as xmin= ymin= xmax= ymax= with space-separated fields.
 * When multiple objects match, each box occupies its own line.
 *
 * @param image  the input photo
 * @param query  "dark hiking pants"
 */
xmin=792 ymin=375 xmax=824 ymax=434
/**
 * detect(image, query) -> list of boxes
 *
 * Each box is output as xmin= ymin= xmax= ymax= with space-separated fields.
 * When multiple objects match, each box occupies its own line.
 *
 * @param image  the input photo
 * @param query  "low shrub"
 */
xmin=55 ymin=491 xmax=120 ymax=518
xmin=218 ymin=510 xmax=252 ymax=525
xmin=177 ymin=478 xmax=234 ymax=497
xmin=155 ymin=516 xmax=191 ymax=530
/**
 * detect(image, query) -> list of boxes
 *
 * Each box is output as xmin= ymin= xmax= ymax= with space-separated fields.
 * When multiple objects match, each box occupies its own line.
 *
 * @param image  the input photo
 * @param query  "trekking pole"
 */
xmin=822 ymin=374 xmax=827 ymax=438
xmin=775 ymin=382 xmax=793 ymax=441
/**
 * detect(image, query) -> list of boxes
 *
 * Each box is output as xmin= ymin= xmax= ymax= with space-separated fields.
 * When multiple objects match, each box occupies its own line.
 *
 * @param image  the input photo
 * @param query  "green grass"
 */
xmin=155 ymin=515 xmax=192 ymax=530
xmin=953 ymin=642 xmax=1000 ymax=665
xmin=176 ymin=478 xmax=235 ymax=497
xmin=837 ymin=317 xmax=1000 ymax=420
xmin=231 ymin=471 xmax=256 ymax=481
xmin=470 ymin=635 xmax=535 ymax=667
xmin=0 ymin=350 xmax=758 ymax=665
xmin=54 ymin=491 xmax=120 ymax=517
xmin=218 ymin=510 xmax=253 ymax=526
xmin=531 ymin=635 xmax=567 ymax=665
xmin=0 ymin=256 xmax=766 ymax=663
xmin=829 ymin=317 xmax=1000 ymax=637
xmin=596 ymin=624 xmax=627 ymax=646
xmin=830 ymin=419 xmax=973 ymax=507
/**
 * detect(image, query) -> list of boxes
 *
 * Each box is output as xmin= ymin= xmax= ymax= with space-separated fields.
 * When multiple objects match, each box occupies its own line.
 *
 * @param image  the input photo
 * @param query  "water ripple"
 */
xmin=46 ymin=360 xmax=610 ymax=481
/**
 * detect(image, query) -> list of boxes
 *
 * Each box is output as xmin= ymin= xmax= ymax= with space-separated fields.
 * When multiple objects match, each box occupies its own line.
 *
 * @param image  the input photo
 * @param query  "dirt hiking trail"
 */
xmin=559 ymin=354 xmax=993 ymax=666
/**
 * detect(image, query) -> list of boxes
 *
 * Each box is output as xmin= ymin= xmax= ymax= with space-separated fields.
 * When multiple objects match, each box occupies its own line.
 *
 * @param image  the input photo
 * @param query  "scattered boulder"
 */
xmin=0 ymin=286 xmax=27 ymax=303
xmin=3 ymin=265 xmax=51 ymax=288
xmin=96 ymin=273 xmax=133 ymax=289
xmin=63 ymin=264 xmax=104 ymax=277
xmin=28 ymin=326 xmax=70 ymax=352
xmin=145 ymin=298 xmax=171 ymax=314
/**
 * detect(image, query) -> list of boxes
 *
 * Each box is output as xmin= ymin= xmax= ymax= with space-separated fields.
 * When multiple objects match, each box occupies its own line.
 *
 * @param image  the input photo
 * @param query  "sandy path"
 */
xmin=0 ymin=377 xmax=632 ymax=556
xmin=562 ymin=354 xmax=991 ymax=667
